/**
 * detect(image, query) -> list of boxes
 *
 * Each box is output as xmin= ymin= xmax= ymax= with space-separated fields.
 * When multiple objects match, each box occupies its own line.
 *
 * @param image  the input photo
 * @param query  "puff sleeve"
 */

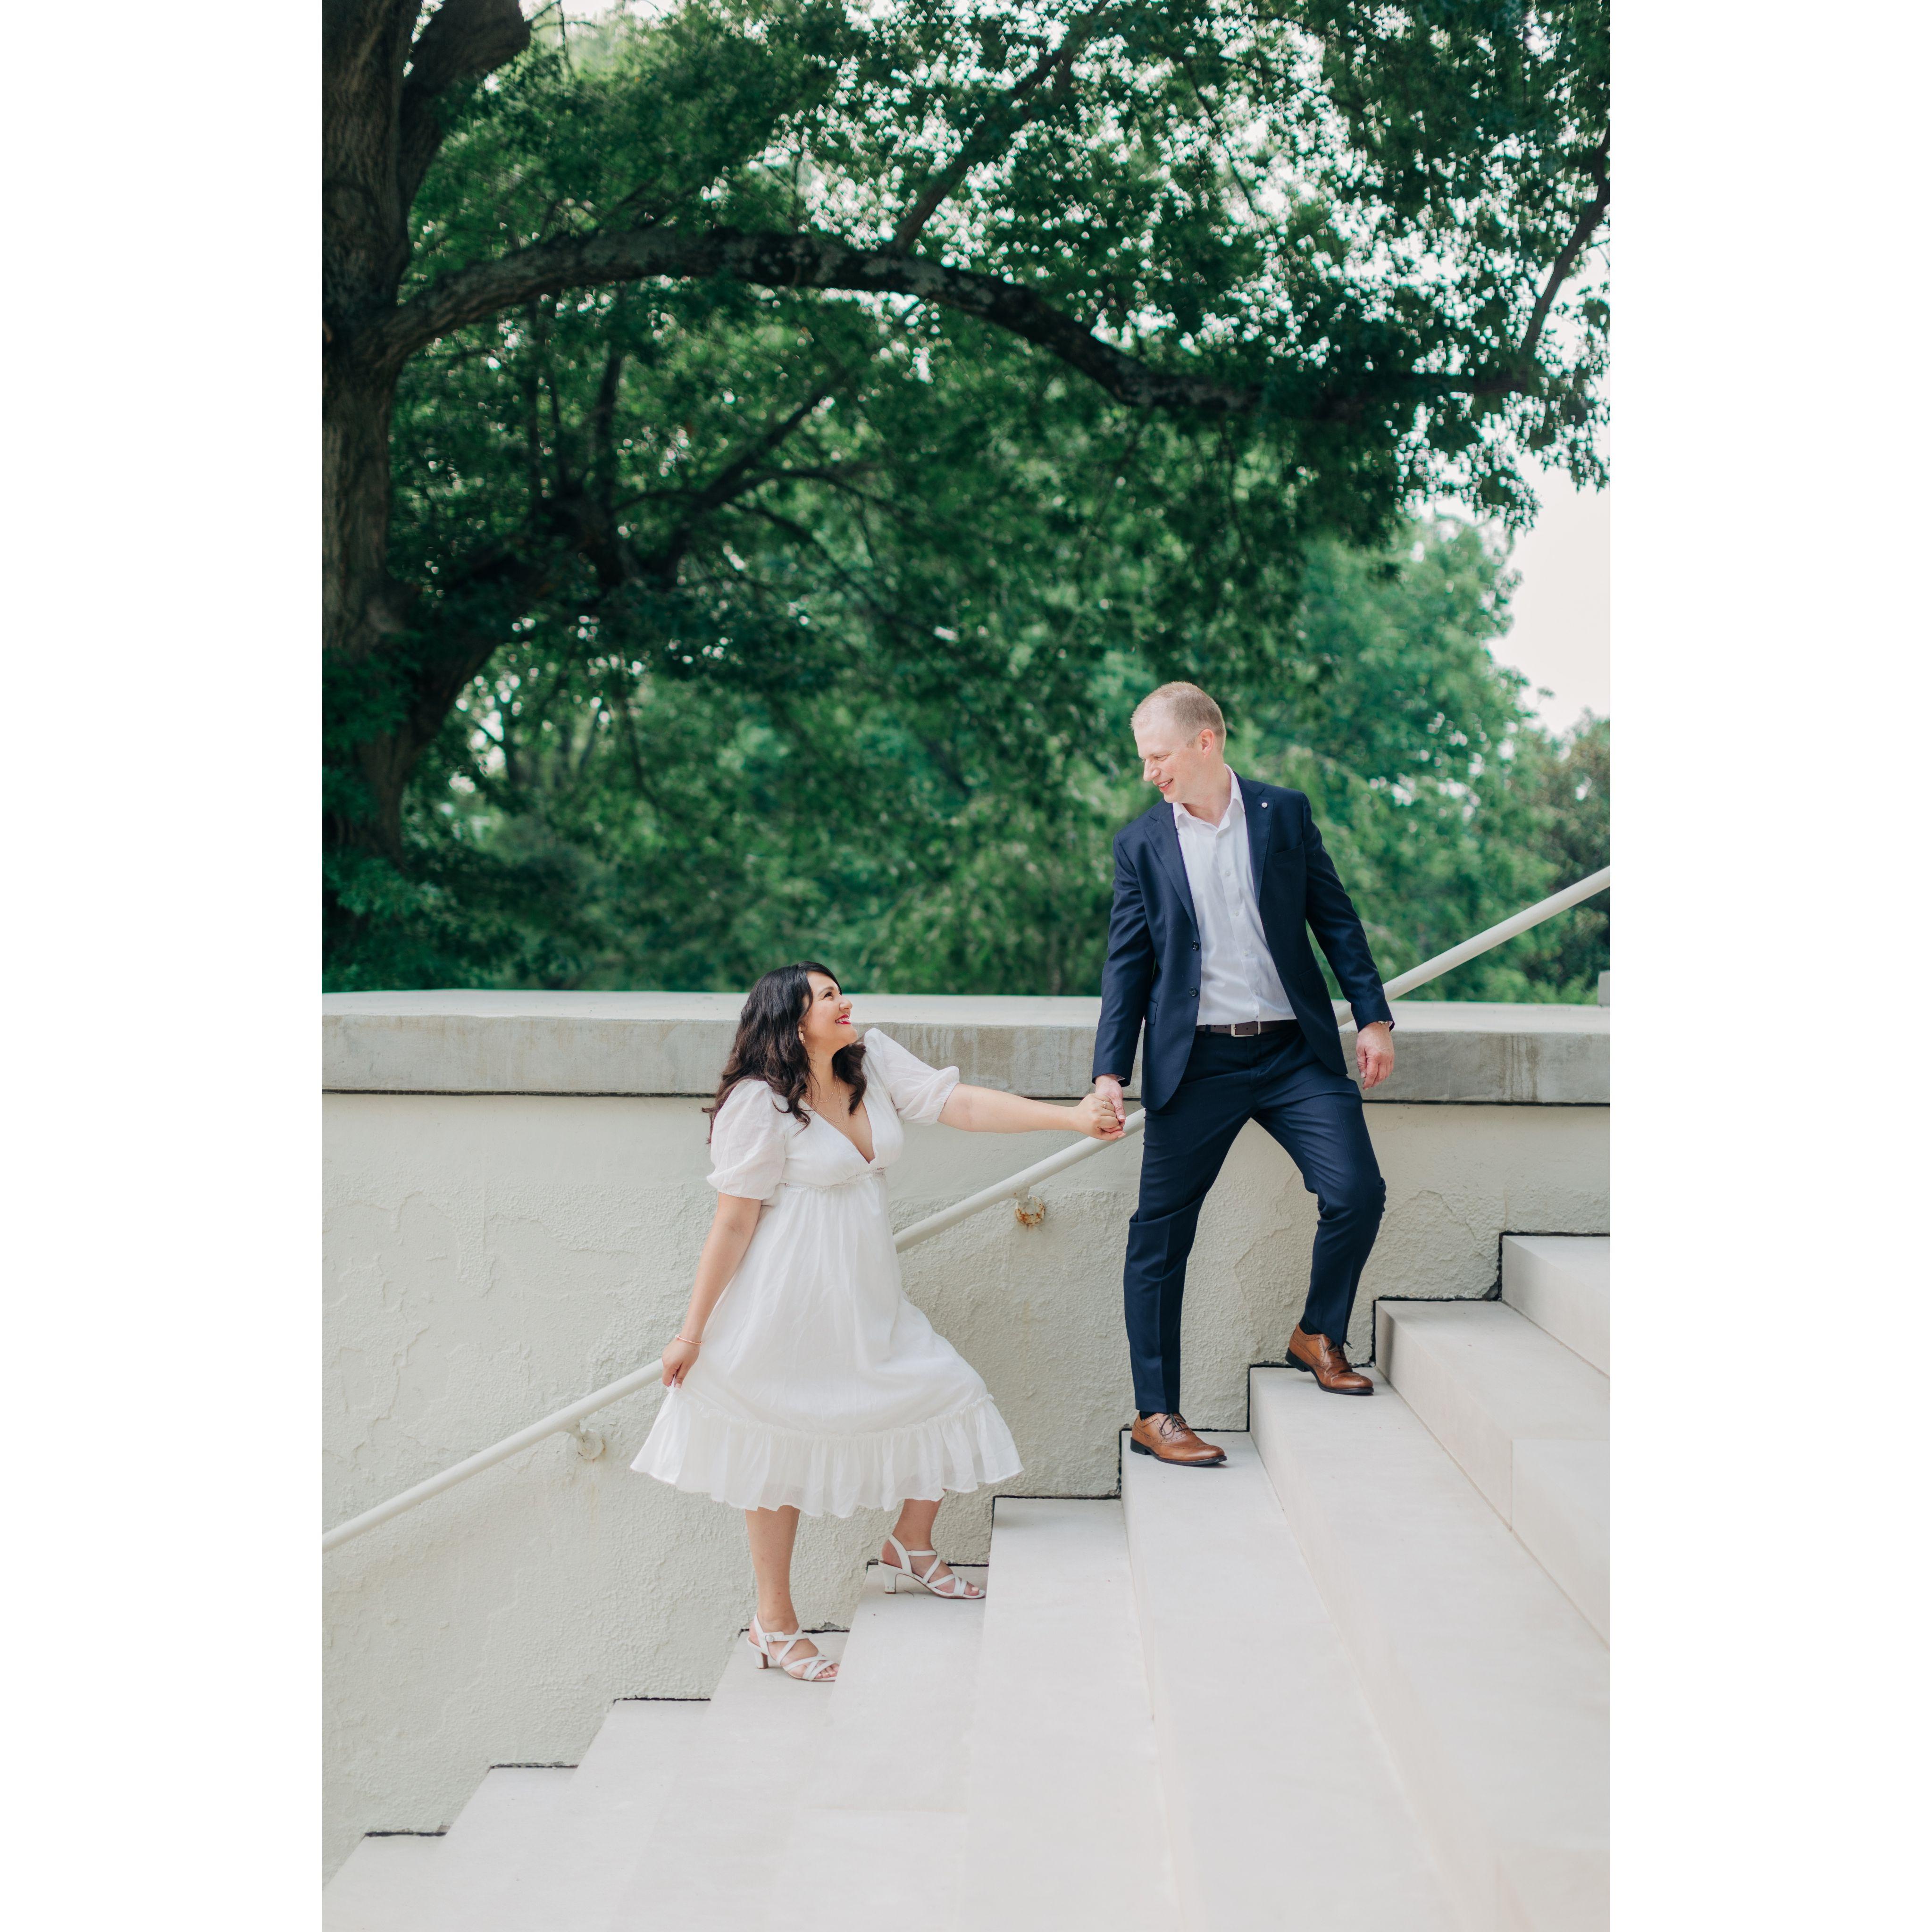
xmin=862 ymin=1029 xmax=962 ymax=1126
xmin=707 ymin=1080 xmax=793 ymax=1201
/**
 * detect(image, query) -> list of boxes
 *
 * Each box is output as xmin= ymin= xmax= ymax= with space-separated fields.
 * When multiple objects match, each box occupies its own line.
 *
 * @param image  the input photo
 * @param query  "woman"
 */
xmin=633 ymin=962 xmax=1123 ymax=1682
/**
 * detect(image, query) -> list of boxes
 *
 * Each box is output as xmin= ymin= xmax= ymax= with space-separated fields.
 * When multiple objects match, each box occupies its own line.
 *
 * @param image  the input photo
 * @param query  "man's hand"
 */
xmin=1069 ymin=1092 xmax=1127 ymax=1139
xmin=1093 ymin=1075 xmax=1127 ymax=1127
xmin=1355 ymin=1021 xmax=1394 ymax=1092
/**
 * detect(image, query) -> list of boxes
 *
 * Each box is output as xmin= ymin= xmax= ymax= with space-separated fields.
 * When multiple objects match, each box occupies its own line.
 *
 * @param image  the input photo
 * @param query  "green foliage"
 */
xmin=1241 ymin=535 xmax=1609 ymax=1002
xmin=326 ymin=502 xmax=1608 ymax=996
xmin=406 ymin=0 xmax=1609 ymax=519
xmin=324 ymin=1 xmax=1609 ymax=992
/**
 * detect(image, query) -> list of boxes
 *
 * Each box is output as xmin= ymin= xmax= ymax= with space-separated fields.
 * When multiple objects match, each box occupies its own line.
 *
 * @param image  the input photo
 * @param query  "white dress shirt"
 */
xmin=1172 ymin=773 xmax=1296 ymax=1027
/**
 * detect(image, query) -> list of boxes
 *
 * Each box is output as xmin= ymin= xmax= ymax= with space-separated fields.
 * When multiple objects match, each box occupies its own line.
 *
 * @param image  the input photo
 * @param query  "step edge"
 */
xmin=1249 ymin=1367 xmax=1607 ymax=1932
xmin=1121 ymin=1438 xmax=1460 ymax=1932
xmin=1376 ymin=1302 xmax=1607 ymax=1529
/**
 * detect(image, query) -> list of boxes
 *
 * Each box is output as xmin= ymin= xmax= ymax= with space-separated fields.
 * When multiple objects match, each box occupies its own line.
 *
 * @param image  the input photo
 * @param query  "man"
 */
xmin=1093 ymin=683 xmax=1396 ymax=1468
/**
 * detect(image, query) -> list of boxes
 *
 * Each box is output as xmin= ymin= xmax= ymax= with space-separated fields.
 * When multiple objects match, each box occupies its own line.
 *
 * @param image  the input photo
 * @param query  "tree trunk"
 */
xmin=323 ymin=349 xmax=402 ymax=662
xmin=322 ymin=343 xmax=418 ymax=856
xmin=322 ymin=0 xmax=533 ymax=864
xmin=323 ymin=0 xmax=416 ymax=860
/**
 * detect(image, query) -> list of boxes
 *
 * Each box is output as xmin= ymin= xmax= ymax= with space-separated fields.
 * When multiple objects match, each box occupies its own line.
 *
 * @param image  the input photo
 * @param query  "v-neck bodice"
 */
xmin=772 ymin=1094 xmax=897 ymax=1191
xmin=702 ymin=1029 xmax=961 ymax=1201
xmin=811 ymin=1094 xmax=878 ymax=1169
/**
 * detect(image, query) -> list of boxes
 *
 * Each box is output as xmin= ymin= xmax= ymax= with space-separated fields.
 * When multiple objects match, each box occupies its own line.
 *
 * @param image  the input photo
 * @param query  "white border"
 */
xmin=8 ymin=2 xmax=1929 ymax=1920
xmin=1615 ymin=2 xmax=1928 ymax=1922
xmin=4 ymin=1 xmax=318 ymax=1920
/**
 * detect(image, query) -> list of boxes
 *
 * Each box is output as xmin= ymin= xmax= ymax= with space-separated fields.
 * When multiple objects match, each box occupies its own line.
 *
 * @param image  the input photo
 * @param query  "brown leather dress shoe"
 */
xmin=1285 ymin=1326 xmax=1373 ymax=1396
xmin=1129 ymin=1412 xmax=1227 ymax=1466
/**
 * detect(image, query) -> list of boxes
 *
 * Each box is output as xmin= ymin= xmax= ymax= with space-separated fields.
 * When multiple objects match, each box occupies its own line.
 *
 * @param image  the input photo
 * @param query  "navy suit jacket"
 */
xmin=1092 ymin=778 xmax=1394 ymax=1112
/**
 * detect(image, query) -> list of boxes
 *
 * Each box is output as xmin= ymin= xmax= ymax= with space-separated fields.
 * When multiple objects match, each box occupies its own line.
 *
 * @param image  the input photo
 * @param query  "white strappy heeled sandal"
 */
xmin=880 ymin=1533 xmax=984 ymax=1600
xmin=747 ymin=1614 xmax=839 ymax=1682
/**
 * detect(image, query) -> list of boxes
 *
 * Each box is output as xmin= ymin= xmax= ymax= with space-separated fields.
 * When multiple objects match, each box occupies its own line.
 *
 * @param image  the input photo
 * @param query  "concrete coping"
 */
xmin=322 ymin=992 xmax=1606 ymax=1106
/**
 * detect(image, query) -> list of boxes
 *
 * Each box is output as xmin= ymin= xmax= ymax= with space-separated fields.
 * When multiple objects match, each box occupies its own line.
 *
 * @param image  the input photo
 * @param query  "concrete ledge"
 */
xmin=322 ymin=992 xmax=1606 ymax=1105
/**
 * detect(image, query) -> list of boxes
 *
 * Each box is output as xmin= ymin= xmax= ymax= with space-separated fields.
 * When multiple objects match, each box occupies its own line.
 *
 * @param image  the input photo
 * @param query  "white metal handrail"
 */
xmin=322 ymin=865 xmax=1607 ymax=1553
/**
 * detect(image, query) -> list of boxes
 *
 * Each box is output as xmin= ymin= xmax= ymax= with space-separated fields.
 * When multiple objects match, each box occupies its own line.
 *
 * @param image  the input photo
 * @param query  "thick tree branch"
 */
xmin=374 ymin=226 xmax=1266 ymax=411
xmin=374 ymin=226 xmax=1550 ymax=423
xmin=1517 ymin=136 xmax=1610 ymax=366
xmin=398 ymin=0 xmax=532 ymax=212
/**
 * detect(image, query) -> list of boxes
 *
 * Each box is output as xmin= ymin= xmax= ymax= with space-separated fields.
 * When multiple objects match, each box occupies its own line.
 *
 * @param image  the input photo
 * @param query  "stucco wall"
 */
xmin=321 ymin=997 xmax=1607 ymax=1875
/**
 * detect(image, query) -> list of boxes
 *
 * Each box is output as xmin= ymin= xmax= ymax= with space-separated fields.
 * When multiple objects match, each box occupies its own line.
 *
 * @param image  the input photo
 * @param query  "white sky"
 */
xmin=1489 ymin=472 xmax=1610 ymax=733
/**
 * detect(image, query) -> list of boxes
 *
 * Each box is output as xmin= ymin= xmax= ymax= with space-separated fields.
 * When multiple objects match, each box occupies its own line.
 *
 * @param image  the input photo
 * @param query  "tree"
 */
xmin=324 ymin=0 xmax=1609 ymax=896
xmin=1478 ymin=710 xmax=1608 ymax=999
xmin=329 ymin=450 xmax=1607 ymax=998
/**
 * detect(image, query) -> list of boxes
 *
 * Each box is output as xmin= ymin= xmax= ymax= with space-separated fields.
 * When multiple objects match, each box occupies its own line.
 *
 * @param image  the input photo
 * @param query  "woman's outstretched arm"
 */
xmin=938 ymin=1084 xmax=1124 ymax=1140
xmin=661 ymin=1193 xmax=762 ymax=1386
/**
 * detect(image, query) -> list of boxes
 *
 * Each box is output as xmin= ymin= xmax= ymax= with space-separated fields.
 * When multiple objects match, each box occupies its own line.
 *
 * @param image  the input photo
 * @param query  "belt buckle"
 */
xmin=1230 ymin=1020 xmax=1260 ymax=1037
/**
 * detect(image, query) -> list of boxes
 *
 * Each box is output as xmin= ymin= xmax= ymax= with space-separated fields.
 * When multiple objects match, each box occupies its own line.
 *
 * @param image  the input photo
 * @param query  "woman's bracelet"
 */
xmin=675 ymin=1335 xmax=703 ymax=1347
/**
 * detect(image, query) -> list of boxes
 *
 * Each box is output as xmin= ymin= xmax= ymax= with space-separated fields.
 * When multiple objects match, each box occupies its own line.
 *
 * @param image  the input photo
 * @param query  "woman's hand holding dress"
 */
xmin=661 ymin=1156 xmax=768 ymax=1389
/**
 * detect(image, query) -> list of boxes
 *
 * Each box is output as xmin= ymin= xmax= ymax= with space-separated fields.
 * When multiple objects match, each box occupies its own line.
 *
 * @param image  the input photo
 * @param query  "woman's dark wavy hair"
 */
xmin=708 ymin=961 xmax=866 ymax=1139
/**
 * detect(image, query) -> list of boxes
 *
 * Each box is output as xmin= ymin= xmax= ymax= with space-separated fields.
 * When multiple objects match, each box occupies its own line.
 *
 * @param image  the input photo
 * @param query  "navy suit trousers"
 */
xmin=1123 ymin=1026 xmax=1385 ymax=1415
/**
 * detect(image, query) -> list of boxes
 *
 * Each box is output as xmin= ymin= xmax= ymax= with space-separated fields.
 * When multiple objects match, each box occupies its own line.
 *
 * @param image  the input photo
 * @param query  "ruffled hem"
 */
xmin=631 ymin=1386 xmax=1022 ymax=1518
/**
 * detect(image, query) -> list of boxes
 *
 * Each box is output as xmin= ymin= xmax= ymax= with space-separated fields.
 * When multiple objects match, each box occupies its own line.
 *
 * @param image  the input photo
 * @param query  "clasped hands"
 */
xmin=1069 ymin=1090 xmax=1126 ymax=1139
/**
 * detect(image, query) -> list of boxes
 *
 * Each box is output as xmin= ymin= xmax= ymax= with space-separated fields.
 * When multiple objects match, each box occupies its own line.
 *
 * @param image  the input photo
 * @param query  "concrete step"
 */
xmin=605 ymin=1630 xmax=846 ymax=1929
xmin=1377 ymin=1299 xmax=1608 ymax=1638
xmin=484 ymin=1698 xmax=710 ymax=1930
xmin=1513 ymin=1439 xmax=1609 ymax=1645
xmin=1121 ymin=1431 xmax=1458 ymax=1932
xmin=322 ymin=1834 xmax=449 ymax=1932
xmin=775 ymin=1563 xmax=988 ymax=1932
xmin=1501 ymin=1236 xmax=1608 ymax=1373
xmin=1252 ymin=1367 xmax=1607 ymax=1932
xmin=324 ymin=1766 xmax=577 ymax=1932
xmin=963 ymin=1498 xmax=1181 ymax=1931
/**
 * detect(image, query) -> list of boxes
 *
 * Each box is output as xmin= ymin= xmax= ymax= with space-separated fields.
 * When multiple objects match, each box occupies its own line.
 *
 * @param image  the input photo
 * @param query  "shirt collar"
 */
xmin=1172 ymin=769 xmax=1244 ymax=836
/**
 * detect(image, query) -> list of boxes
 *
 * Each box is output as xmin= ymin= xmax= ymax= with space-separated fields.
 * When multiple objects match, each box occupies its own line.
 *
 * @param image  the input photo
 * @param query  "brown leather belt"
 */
xmin=1197 ymin=1018 xmax=1296 ymax=1036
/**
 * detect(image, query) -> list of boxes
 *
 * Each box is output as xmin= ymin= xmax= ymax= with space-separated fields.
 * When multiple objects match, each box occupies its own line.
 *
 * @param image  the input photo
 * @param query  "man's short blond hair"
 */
xmin=1133 ymin=681 xmax=1225 ymax=744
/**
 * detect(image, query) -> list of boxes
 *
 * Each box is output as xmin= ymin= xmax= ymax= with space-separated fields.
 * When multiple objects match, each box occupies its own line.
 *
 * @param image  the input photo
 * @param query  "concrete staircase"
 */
xmin=326 ymin=1234 xmax=1608 ymax=1932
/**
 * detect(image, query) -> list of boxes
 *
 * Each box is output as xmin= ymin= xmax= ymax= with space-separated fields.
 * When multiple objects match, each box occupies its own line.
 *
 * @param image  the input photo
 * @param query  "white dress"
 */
xmin=632 ymin=1028 xmax=1022 ymax=1516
